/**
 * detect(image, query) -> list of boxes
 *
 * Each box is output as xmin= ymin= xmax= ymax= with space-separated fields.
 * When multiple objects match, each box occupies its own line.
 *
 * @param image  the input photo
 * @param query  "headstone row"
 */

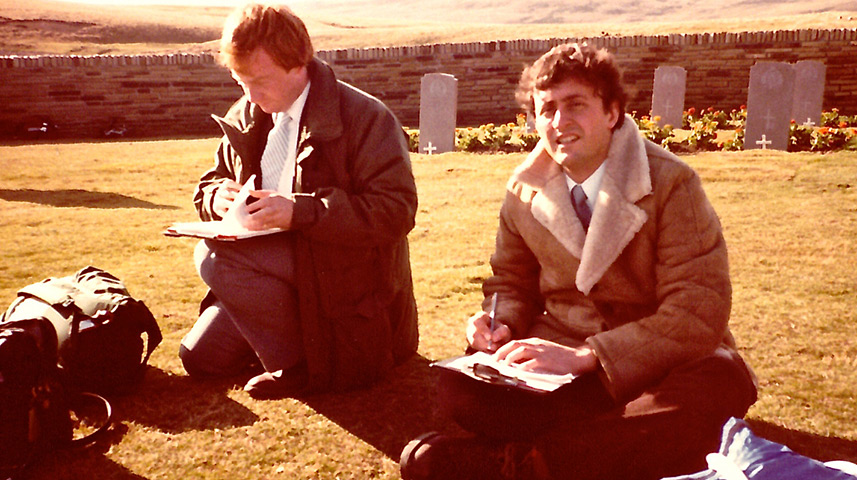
xmin=418 ymin=60 xmax=826 ymax=155
xmin=651 ymin=60 xmax=826 ymax=151
xmin=746 ymin=60 xmax=826 ymax=150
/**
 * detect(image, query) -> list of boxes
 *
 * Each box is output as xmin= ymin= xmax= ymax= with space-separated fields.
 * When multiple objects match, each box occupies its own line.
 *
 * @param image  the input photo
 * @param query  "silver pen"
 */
xmin=488 ymin=292 xmax=498 ymax=351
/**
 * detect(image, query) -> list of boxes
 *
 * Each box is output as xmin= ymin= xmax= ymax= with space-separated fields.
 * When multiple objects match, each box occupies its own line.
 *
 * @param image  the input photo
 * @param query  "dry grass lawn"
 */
xmin=0 ymin=141 xmax=855 ymax=479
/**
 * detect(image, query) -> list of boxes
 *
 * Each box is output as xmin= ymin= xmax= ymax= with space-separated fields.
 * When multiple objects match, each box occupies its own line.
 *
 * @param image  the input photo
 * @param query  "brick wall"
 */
xmin=1 ymin=28 xmax=855 ymax=140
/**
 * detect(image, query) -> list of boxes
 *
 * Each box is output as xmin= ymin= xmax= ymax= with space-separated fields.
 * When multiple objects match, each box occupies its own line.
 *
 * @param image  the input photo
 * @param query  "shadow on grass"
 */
xmin=0 ymin=188 xmax=179 ymax=210
xmin=21 ymin=368 xmax=257 ymax=479
xmin=113 ymin=367 xmax=259 ymax=433
xmin=23 ymin=423 xmax=150 ymax=480
xmin=302 ymin=354 xmax=463 ymax=459
xmin=23 ymin=431 xmax=152 ymax=480
xmin=746 ymin=418 xmax=857 ymax=463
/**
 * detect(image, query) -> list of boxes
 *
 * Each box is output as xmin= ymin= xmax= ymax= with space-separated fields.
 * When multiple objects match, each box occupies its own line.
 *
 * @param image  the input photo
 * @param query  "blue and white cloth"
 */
xmin=662 ymin=417 xmax=857 ymax=480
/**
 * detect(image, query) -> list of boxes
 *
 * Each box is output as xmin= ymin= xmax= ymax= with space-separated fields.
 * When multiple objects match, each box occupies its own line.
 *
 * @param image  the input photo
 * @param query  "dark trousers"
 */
xmin=439 ymin=348 xmax=757 ymax=480
xmin=179 ymin=234 xmax=303 ymax=377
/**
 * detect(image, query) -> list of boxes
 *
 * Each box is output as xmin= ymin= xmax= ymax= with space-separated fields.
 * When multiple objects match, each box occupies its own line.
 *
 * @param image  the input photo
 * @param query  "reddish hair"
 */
xmin=219 ymin=2 xmax=314 ymax=72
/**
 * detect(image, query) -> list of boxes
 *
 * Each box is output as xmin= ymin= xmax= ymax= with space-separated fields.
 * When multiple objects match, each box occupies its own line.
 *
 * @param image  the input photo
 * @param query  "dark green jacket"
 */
xmin=194 ymin=58 xmax=419 ymax=392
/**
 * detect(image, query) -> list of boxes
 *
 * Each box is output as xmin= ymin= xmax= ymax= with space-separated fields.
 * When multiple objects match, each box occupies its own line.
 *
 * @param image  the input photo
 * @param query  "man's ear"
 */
xmin=607 ymin=101 xmax=621 ymax=129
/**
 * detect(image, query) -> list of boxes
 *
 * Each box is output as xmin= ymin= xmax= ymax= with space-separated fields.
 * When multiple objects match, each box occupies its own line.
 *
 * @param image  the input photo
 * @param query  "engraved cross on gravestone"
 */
xmin=745 ymin=62 xmax=795 ymax=151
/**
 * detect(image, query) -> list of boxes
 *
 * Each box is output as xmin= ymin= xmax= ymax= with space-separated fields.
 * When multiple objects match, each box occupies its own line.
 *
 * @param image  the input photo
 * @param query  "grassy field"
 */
xmin=0 ymin=141 xmax=856 ymax=479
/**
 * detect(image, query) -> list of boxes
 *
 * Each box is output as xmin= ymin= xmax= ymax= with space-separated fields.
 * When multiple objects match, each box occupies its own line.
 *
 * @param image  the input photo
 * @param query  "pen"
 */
xmin=487 ymin=292 xmax=498 ymax=351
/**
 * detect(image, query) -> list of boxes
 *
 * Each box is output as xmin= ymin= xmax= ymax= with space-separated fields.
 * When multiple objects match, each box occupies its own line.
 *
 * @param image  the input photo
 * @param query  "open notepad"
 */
xmin=164 ymin=175 xmax=284 ymax=241
xmin=433 ymin=351 xmax=578 ymax=394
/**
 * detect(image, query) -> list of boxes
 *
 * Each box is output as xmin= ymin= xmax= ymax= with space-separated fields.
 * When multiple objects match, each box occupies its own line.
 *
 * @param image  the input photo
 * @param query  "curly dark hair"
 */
xmin=515 ymin=43 xmax=627 ymax=130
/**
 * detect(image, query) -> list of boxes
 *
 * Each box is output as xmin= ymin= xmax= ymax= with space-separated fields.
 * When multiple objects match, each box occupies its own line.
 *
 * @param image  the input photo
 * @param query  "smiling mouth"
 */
xmin=557 ymin=134 xmax=579 ymax=146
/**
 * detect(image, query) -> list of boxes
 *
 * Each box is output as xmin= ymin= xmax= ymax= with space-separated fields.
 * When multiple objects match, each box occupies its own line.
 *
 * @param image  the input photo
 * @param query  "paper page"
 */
xmin=164 ymin=175 xmax=284 ymax=240
xmin=438 ymin=351 xmax=577 ymax=393
xmin=221 ymin=174 xmax=256 ymax=229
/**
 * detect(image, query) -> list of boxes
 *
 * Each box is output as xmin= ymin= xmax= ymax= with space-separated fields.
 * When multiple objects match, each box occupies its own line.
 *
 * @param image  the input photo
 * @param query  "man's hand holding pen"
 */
xmin=214 ymin=180 xmax=296 ymax=230
xmin=242 ymin=190 xmax=296 ymax=230
xmin=465 ymin=292 xmax=600 ymax=377
xmin=465 ymin=309 xmax=511 ymax=354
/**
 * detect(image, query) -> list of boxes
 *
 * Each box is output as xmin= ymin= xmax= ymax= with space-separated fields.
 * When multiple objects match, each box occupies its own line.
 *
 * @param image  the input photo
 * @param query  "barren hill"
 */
xmin=1 ymin=0 xmax=855 ymax=55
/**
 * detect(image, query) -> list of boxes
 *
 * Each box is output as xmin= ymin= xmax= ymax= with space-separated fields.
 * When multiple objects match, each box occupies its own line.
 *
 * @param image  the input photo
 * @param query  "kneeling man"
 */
xmin=179 ymin=2 xmax=419 ymax=400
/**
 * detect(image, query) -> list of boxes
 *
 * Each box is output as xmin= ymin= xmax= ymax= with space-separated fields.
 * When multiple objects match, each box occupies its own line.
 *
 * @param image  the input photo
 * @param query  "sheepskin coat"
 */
xmin=484 ymin=114 xmax=748 ymax=401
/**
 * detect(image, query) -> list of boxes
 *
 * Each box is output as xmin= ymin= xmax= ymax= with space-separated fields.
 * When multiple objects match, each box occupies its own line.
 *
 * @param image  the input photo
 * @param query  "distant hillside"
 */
xmin=287 ymin=0 xmax=857 ymax=25
xmin=1 ymin=0 xmax=855 ymax=55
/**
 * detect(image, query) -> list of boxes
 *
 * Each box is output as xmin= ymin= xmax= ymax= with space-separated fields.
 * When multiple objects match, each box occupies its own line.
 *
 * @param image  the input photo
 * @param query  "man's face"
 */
xmin=532 ymin=78 xmax=619 ymax=182
xmin=231 ymin=47 xmax=307 ymax=114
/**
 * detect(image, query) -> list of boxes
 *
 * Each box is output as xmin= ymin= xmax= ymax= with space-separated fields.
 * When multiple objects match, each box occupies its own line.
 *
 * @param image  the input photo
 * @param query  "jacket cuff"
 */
xmin=292 ymin=193 xmax=321 ymax=229
xmin=586 ymin=340 xmax=618 ymax=400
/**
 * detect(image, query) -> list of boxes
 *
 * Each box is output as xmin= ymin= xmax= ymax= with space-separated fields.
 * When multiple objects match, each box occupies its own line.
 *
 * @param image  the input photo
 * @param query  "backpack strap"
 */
xmin=125 ymin=299 xmax=163 ymax=366
xmin=68 ymin=392 xmax=113 ymax=448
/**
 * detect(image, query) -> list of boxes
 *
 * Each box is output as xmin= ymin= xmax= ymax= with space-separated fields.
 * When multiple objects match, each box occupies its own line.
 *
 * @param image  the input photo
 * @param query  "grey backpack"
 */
xmin=1 ymin=266 xmax=162 ymax=396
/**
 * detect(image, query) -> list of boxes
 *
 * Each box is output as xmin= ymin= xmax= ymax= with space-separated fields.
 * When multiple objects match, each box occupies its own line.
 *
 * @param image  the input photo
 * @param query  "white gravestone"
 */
xmin=791 ymin=60 xmax=826 ymax=128
xmin=745 ymin=62 xmax=795 ymax=151
xmin=419 ymin=73 xmax=458 ymax=155
xmin=651 ymin=66 xmax=687 ymax=128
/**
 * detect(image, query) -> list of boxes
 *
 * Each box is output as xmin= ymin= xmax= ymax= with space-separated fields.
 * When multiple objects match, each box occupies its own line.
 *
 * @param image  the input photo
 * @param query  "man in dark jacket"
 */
xmin=179 ymin=2 xmax=419 ymax=400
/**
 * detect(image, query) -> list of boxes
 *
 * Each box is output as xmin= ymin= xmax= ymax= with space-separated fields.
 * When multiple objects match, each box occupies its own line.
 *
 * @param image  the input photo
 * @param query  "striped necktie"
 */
xmin=260 ymin=113 xmax=292 ymax=192
xmin=571 ymin=184 xmax=592 ymax=232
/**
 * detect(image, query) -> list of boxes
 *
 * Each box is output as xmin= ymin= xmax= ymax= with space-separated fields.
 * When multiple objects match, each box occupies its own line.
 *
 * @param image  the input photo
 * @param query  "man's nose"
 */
xmin=551 ymin=108 xmax=568 ymax=128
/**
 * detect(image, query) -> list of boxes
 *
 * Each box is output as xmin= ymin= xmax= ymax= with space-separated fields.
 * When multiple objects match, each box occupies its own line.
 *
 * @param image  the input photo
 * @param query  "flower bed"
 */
xmin=407 ymin=109 xmax=857 ymax=154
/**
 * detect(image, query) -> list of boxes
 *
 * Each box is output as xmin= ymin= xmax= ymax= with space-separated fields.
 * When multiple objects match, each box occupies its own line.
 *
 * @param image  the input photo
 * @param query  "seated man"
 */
xmin=400 ymin=43 xmax=757 ymax=480
xmin=179 ymin=2 xmax=419 ymax=400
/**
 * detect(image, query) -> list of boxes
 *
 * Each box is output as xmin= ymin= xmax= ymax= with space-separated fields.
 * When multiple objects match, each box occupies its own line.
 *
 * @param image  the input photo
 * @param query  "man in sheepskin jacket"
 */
xmin=399 ymin=43 xmax=757 ymax=480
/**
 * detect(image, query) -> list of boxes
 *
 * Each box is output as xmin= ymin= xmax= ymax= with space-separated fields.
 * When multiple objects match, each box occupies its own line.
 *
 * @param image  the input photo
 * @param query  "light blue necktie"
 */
xmin=260 ymin=114 xmax=292 ymax=192
xmin=571 ymin=184 xmax=592 ymax=233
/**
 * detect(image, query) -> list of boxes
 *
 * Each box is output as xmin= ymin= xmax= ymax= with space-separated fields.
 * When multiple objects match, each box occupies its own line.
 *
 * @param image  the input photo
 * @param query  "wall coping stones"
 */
xmin=1 ymin=28 xmax=855 ymax=69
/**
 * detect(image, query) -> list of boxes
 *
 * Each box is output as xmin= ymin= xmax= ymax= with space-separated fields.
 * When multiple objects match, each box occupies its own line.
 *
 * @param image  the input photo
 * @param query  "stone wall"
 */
xmin=1 ymin=28 xmax=855 ymax=140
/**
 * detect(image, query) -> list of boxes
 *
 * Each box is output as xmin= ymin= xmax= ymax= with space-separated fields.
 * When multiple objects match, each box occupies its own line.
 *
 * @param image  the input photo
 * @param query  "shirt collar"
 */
xmin=565 ymin=161 xmax=606 ymax=211
xmin=273 ymin=80 xmax=311 ymax=126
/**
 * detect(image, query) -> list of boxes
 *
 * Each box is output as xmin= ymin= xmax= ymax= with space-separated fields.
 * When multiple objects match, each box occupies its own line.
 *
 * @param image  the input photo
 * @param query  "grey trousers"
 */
xmin=179 ymin=234 xmax=303 ymax=377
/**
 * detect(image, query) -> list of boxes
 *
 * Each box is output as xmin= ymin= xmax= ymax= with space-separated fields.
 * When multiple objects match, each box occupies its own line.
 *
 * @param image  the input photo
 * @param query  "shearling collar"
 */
xmin=510 ymin=114 xmax=652 ymax=295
